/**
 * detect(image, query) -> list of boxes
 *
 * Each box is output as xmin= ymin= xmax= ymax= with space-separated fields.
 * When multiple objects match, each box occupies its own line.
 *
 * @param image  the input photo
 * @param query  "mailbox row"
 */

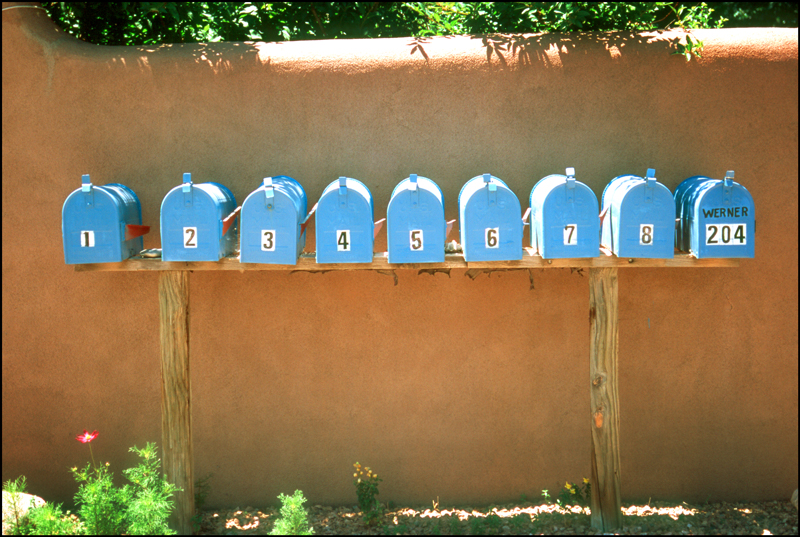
xmin=62 ymin=169 xmax=755 ymax=265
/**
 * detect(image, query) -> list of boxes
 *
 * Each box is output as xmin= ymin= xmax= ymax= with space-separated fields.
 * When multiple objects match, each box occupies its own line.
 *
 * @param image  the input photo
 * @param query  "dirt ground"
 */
xmin=194 ymin=499 xmax=798 ymax=535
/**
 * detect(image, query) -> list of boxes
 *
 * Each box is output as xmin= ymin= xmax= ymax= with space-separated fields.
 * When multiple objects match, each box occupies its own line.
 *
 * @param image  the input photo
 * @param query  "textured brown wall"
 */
xmin=2 ymin=2 xmax=798 ymax=509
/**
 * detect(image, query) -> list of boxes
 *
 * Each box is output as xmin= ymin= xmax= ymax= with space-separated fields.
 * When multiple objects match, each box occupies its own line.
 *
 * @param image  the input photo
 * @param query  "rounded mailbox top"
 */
xmin=390 ymin=174 xmax=443 ymax=204
xmin=458 ymin=174 xmax=511 ymax=207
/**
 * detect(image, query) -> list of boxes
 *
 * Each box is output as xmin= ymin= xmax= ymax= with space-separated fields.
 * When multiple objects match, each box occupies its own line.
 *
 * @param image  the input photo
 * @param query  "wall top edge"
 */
xmin=3 ymin=2 xmax=797 ymax=74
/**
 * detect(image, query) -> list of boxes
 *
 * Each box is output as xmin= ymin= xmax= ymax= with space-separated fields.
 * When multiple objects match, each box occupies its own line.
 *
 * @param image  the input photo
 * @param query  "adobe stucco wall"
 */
xmin=2 ymin=2 xmax=797 ymax=509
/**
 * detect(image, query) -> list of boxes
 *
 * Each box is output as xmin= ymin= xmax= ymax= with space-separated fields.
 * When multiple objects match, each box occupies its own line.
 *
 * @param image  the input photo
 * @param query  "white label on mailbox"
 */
xmin=485 ymin=227 xmax=499 ymax=249
xmin=336 ymin=230 xmax=351 ymax=251
xmin=80 ymin=230 xmax=95 ymax=247
xmin=639 ymin=224 xmax=654 ymax=245
xmin=261 ymin=230 xmax=276 ymax=251
xmin=563 ymin=224 xmax=577 ymax=245
xmin=706 ymin=224 xmax=746 ymax=245
xmin=409 ymin=229 xmax=424 ymax=251
xmin=183 ymin=227 xmax=198 ymax=248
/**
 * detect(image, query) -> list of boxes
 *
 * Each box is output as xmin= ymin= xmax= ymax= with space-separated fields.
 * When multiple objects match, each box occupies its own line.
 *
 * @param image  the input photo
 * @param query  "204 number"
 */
xmin=706 ymin=224 xmax=746 ymax=245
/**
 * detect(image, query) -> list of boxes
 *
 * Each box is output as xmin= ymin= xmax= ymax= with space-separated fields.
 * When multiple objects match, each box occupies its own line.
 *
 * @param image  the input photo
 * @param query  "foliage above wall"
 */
xmin=41 ymin=2 xmax=798 ymax=47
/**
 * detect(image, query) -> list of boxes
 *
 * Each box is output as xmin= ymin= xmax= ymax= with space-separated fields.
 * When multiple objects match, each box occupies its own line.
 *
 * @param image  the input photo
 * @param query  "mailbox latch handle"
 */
xmin=484 ymin=173 xmax=497 ymax=205
xmin=81 ymin=174 xmax=93 ymax=207
xmin=409 ymin=173 xmax=419 ymax=206
xmin=264 ymin=177 xmax=275 ymax=209
xmin=338 ymin=176 xmax=348 ymax=207
xmin=644 ymin=168 xmax=656 ymax=203
xmin=565 ymin=167 xmax=576 ymax=203
xmin=722 ymin=170 xmax=734 ymax=204
xmin=182 ymin=172 xmax=193 ymax=207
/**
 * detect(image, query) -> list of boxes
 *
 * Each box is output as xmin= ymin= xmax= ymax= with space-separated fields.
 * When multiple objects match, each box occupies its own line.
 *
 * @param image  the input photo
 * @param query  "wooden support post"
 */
xmin=158 ymin=271 xmax=194 ymax=535
xmin=589 ymin=267 xmax=623 ymax=532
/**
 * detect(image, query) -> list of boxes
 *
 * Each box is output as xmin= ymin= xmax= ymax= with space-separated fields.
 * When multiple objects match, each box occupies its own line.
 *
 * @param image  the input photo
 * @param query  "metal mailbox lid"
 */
xmin=62 ymin=177 xmax=144 ymax=265
xmin=387 ymin=174 xmax=446 ymax=264
xmin=679 ymin=173 xmax=754 ymax=258
xmin=458 ymin=174 xmax=522 ymax=262
xmin=529 ymin=170 xmax=600 ymax=259
xmin=600 ymin=170 xmax=675 ymax=259
xmin=316 ymin=177 xmax=375 ymax=264
xmin=160 ymin=176 xmax=238 ymax=262
xmin=240 ymin=176 xmax=308 ymax=265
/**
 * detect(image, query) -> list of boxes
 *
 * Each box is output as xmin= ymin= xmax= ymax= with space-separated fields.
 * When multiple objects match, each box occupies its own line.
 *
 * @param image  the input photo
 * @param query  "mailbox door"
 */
xmin=240 ymin=187 xmax=300 ymax=265
xmin=533 ymin=177 xmax=599 ymax=259
xmin=691 ymin=181 xmax=754 ymax=258
xmin=462 ymin=192 xmax=522 ymax=261
xmin=616 ymin=181 xmax=675 ymax=258
xmin=161 ymin=187 xmax=221 ymax=261
xmin=316 ymin=178 xmax=374 ymax=264
xmin=62 ymin=187 xmax=125 ymax=264
xmin=387 ymin=177 xmax=445 ymax=264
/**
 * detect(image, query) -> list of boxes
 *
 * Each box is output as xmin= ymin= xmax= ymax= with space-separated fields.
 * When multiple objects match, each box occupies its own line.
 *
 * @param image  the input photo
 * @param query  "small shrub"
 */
xmin=270 ymin=490 xmax=314 ymax=535
xmin=353 ymin=462 xmax=383 ymax=526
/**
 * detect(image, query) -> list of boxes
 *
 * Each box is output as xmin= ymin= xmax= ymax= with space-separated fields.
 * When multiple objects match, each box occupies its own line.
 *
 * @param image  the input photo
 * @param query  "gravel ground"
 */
xmin=195 ymin=499 xmax=798 ymax=535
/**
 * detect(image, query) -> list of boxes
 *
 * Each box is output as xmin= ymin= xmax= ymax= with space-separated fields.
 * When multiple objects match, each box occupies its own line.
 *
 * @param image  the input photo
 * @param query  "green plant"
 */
xmin=448 ymin=514 xmax=462 ymax=535
xmin=5 ymin=434 xmax=179 ymax=536
xmin=485 ymin=513 xmax=502 ymax=531
xmin=3 ymin=476 xmax=31 ymax=535
xmin=353 ymin=462 xmax=383 ymax=526
xmin=3 ymin=476 xmax=83 ymax=535
xmin=191 ymin=473 xmax=214 ymax=532
xmin=121 ymin=442 xmax=181 ymax=535
xmin=41 ymin=2 xmax=793 ymax=48
xmin=71 ymin=429 xmax=131 ymax=535
xmin=510 ymin=513 xmax=528 ymax=531
xmin=672 ymin=34 xmax=705 ymax=61
xmin=269 ymin=490 xmax=314 ymax=535
xmin=468 ymin=515 xmax=485 ymax=535
xmin=556 ymin=478 xmax=592 ymax=508
xmin=541 ymin=489 xmax=551 ymax=503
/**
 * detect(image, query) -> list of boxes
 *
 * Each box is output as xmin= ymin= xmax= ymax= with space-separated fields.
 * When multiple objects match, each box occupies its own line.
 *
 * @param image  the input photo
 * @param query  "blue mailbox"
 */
xmin=62 ymin=174 xmax=149 ymax=264
xmin=674 ymin=171 xmax=754 ymax=258
xmin=240 ymin=176 xmax=308 ymax=264
xmin=316 ymin=177 xmax=375 ymax=264
xmin=529 ymin=167 xmax=599 ymax=259
xmin=387 ymin=174 xmax=446 ymax=264
xmin=601 ymin=169 xmax=675 ymax=258
xmin=458 ymin=174 xmax=523 ymax=262
xmin=160 ymin=173 xmax=239 ymax=262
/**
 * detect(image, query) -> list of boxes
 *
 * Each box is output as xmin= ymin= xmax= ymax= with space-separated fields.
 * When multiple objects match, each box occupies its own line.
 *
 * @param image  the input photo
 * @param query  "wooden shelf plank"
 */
xmin=74 ymin=248 xmax=740 ymax=272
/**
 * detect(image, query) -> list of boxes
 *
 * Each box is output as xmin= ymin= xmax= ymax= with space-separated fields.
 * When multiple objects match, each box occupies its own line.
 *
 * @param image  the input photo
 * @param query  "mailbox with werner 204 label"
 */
xmin=529 ymin=167 xmax=599 ymax=259
xmin=62 ymin=174 xmax=150 ymax=264
xmin=458 ymin=174 xmax=523 ymax=262
xmin=387 ymin=174 xmax=448 ymax=264
xmin=674 ymin=171 xmax=754 ymax=258
xmin=316 ymin=177 xmax=382 ymax=264
xmin=160 ymin=173 xmax=240 ymax=262
xmin=601 ymin=168 xmax=675 ymax=258
xmin=240 ymin=176 xmax=308 ymax=264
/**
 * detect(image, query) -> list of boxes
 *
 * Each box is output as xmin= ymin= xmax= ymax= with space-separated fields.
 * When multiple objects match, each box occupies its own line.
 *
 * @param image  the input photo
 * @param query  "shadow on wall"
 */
xmin=410 ymin=31 xmax=681 ymax=66
xmin=99 ymin=29 xmax=684 ymax=75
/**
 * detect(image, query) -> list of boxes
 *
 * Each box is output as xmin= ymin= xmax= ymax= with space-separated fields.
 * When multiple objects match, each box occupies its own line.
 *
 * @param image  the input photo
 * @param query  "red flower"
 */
xmin=76 ymin=430 xmax=99 ymax=443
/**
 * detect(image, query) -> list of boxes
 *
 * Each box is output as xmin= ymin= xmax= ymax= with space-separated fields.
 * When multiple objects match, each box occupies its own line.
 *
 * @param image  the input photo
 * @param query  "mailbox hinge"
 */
xmin=182 ymin=172 xmax=193 ymax=207
xmin=81 ymin=174 xmax=93 ymax=207
xmin=644 ymin=168 xmax=656 ymax=203
xmin=484 ymin=173 xmax=497 ymax=206
xmin=264 ymin=177 xmax=275 ymax=209
xmin=565 ymin=167 xmax=576 ymax=203
xmin=722 ymin=170 xmax=734 ymax=205
xmin=338 ymin=176 xmax=348 ymax=207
